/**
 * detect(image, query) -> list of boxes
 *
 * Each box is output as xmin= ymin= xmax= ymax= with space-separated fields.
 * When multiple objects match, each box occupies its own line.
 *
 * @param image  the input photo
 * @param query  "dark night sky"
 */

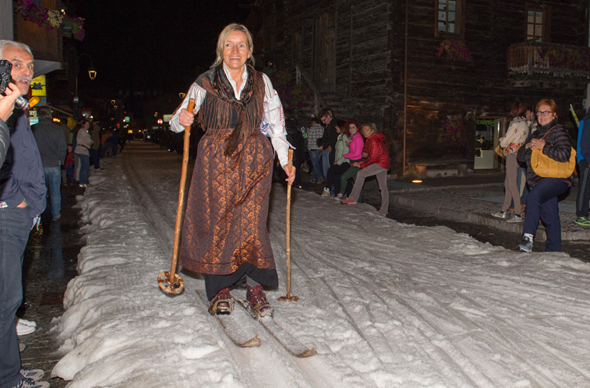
xmin=73 ymin=0 xmax=250 ymax=97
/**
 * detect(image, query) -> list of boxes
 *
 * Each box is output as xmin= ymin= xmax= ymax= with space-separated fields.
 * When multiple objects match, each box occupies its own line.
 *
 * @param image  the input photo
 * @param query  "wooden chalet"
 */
xmin=253 ymin=0 xmax=590 ymax=176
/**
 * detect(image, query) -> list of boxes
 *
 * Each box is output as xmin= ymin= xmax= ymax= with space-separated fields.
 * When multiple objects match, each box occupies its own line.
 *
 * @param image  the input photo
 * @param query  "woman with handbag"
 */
xmin=516 ymin=99 xmax=574 ymax=252
xmin=492 ymin=102 xmax=529 ymax=222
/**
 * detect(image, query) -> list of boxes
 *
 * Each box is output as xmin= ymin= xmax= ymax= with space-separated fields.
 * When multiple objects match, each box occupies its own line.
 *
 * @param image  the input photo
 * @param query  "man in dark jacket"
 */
xmin=0 ymin=39 xmax=49 ymax=388
xmin=32 ymin=106 xmax=67 ymax=220
xmin=320 ymin=108 xmax=338 ymax=181
xmin=575 ymin=106 xmax=590 ymax=226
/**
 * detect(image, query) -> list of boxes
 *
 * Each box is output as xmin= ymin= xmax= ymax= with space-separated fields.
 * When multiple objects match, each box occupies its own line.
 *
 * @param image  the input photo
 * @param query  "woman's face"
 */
xmin=83 ymin=121 xmax=90 ymax=130
xmin=222 ymin=30 xmax=251 ymax=72
xmin=526 ymin=110 xmax=535 ymax=121
xmin=361 ymin=126 xmax=372 ymax=138
xmin=536 ymin=104 xmax=555 ymax=126
xmin=349 ymin=124 xmax=358 ymax=135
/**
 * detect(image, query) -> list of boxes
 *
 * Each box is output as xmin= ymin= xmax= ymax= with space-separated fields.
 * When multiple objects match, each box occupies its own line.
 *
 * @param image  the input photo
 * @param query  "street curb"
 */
xmin=392 ymin=195 xmax=590 ymax=242
xmin=388 ymin=182 xmax=504 ymax=193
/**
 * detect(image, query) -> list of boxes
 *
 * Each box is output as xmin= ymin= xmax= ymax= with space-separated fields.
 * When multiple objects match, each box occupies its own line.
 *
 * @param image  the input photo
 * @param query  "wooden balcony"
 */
xmin=15 ymin=13 xmax=62 ymax=63
xmin=507 ymin=42 xmax=590 ymax=87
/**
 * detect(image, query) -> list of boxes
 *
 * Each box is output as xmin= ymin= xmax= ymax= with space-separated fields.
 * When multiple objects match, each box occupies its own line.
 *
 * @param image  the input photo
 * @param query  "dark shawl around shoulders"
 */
xmin=196 ymin=64 xmax=264 ymax=159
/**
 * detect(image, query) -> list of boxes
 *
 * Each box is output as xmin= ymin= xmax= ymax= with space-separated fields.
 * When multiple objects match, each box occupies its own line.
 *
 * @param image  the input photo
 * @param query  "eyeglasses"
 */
xmin=536 ymin=110 xmax=553 ymax=117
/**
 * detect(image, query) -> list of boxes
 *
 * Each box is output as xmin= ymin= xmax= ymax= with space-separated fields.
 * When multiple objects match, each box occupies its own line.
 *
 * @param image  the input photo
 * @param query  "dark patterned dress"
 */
xmin=179 ymin=68 xmax=277 ymax=281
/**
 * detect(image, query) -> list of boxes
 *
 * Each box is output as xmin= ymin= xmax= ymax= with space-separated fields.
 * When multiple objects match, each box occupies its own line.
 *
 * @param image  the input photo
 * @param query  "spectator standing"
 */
xmin=342 ymin=123 xmax=391 ymax=216
xmin=0 ymin=39 xmax=50 ymax=388
xmin=100 ymin=129 xmax=110 ymax=155
xmin=90 ymin=122 xmax=102 ymax=170
xmin=59 ymin=115 xmax=72 ymax=183
xmin=322 ymin=119 xmax=349 ymax=197
xmin=286 ymin=118 xmax=305 ymax=188
xmin=64 ymin=144 xmax=75 ymax=184
xmin=517 ymin=99 xmax=573 ymax=252
xmin=575 ymin=106 xmax=590 ymax=226
xmin=517 ymin=105 xmax=539 ymax=208
xmin=336 ymin=120 xmax=365 ymax=200
xmin=104 ymin=130 xmax=119 ymax=158
xmin=32 ymin=106 xmax=67 ymax=220
xmin=320 ymin=108 xmax=338 ymax=182
xmin=74 ymin=119 xmax=92 ymax=187
xmin=59 ymin=115 xmax=71 ymax=144
xmin=491 ymin=102 xmax=529 ymax=223
xmin=306 ymin=117 xmax=324 ymax=183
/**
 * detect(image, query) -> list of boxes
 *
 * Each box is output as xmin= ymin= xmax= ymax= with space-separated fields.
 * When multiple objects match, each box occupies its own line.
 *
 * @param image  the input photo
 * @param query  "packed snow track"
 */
xmin=51 ymin=143 xmax=590 ymax=388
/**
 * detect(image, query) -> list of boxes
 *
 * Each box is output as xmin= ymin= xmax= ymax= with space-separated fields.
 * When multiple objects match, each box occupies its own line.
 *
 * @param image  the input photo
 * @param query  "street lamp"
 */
xmin=74 ymin=53 xmax=97 ymax=119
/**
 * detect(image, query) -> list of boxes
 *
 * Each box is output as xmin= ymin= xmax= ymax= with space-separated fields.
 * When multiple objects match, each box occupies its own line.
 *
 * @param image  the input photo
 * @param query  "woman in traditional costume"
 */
xmin=170 ymin=23 xmax=294 ymax=316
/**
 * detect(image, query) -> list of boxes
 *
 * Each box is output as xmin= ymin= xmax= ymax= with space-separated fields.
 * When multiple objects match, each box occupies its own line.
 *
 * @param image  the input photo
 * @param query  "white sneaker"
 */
xmin=13 ymin=378 xmax=50 ymax=388
xmin=334 ymin=193 xmax=344 ymax=201
xmin=491 ymin=211 xmax=507 ymax=219
xmin=16 ymin=319 xmax=36 ymax=336
xmin=20 ymin=368 xmax=45 ymax=381
xmin=321 ymin=187 xmax=330 ymax=197
xmin=517 ymin=234 xmax=533 ymax=252
xmin=18 ymin=318 xmax=37 ymax=328
xmin=506 ymin=214 xmax=523 ymax=223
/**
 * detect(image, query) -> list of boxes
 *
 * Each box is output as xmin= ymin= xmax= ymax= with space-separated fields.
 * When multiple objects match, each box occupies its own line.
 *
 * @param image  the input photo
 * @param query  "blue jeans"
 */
xmin=44 ymin=166 xmax=61 ymax=219
xmin=309 ymin=149 xmax=323 ymax=180
xmin=78 ymin=154 xmax=90 ymax=185
xmin=322 ymin=148 xmax=332 ymax=182
xmin=0 ymin=206 xmax=31 ymax=388
xmin=523 ymin=178 xmax=569 ymax=252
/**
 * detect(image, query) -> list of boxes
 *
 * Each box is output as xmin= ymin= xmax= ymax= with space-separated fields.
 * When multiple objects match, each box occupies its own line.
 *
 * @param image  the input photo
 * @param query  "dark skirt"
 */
xmin=180 ymin=130 xmax=276 ymax=276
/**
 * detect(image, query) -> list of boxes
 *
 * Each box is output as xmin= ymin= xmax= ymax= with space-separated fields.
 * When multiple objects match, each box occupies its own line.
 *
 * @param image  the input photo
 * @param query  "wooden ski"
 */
xmin=236 ymin=298 xmax=317 ymax=358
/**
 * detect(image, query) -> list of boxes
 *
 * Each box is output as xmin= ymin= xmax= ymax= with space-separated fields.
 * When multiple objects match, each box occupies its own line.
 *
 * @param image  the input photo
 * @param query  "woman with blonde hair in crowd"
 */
xmin=342 ymin=123 xmax=391 ymax=215
xmin=492 ymin=102 xmax=529 ymax=222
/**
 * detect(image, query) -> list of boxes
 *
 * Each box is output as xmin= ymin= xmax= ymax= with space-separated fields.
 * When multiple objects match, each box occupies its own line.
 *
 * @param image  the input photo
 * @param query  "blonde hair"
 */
xmin=212 ymin=23 xmax=254 ymax=68
xmin=361 ymin=122 xmax=378 ymax=135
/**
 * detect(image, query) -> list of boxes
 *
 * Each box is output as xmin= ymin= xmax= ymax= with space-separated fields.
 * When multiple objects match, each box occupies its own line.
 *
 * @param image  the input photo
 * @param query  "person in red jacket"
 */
xmin=341 ymin=123 xmax=391 ymax=215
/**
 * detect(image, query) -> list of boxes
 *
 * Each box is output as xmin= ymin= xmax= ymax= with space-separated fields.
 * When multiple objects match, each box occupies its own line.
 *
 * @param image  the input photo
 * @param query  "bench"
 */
xmin=409 ymin=160 xmax=472 ymax=178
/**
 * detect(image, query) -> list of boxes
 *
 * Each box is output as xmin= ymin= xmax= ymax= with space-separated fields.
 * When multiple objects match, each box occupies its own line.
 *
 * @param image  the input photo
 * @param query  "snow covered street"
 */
xmin=51 ymin=142 xmax=590 ymax=387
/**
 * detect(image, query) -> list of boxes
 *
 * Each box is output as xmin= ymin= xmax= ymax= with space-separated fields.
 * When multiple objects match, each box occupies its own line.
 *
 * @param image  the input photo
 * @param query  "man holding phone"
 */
xmin=0 ymin=40 xmax=49 ymax=388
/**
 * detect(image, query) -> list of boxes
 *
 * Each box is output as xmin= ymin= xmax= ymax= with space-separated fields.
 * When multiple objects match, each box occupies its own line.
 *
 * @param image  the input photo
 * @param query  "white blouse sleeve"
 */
xmin=170 ymin=82 xmax=207 ymax=133
xmin=261 ymin=73 xmax=290 ymax=167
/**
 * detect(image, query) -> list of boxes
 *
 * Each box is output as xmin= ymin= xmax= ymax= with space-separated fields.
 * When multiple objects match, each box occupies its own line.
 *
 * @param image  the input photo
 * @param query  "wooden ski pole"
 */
xmin=279 ymin=149 xmax=298 ymax=301
xmin=158 ymin=98 xmax=195 ymax=294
